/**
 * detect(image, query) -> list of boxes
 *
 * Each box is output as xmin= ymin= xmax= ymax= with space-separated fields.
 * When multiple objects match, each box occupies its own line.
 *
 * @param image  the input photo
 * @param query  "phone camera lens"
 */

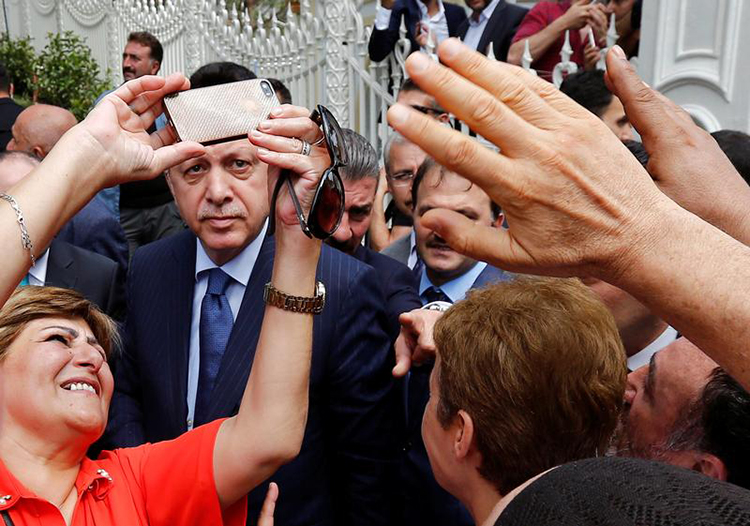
xmin=261 ymin=80 xmax=274 ymax=98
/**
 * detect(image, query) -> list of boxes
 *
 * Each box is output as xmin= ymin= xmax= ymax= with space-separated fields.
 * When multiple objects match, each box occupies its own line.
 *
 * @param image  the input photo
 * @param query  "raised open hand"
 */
xmin=605 ymin=55 xmax=750 ymax=243
xmin=61 ymin=74 xmax=204 ymax=188
xmin=387 ymin=39 xmax=676 ymax=283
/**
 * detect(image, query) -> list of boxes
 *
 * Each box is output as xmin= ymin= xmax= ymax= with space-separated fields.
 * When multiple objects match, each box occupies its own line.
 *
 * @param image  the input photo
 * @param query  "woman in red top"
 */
xmin=0 ymin=74 xmax=328 ymax=525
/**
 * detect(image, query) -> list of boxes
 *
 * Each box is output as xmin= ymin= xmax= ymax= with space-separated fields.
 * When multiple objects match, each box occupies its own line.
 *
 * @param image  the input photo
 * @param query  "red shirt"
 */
xmin=512 ymin=1 xmax=586 ymax=81
xmin=0 ymin=419 xmax=247 ymax=526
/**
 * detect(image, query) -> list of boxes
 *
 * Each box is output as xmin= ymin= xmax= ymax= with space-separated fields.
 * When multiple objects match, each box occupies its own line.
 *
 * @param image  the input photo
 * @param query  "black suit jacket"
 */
xmin=45 ymin=239 xmax=126 ymax=320
xmin=353 ymin=244 xmax=421 ymax=341
xmin=457 ymin=0 xmax=527 ymax=60
xmin=107 ymin=231 xmax=399 ymax=526
xmin=369 ymin=0 xmax=468 ymax=63
xmin=56 ymin=196 xmax=129 ymax=276
xmin=0 ymin=98 xmax=23 ymax=151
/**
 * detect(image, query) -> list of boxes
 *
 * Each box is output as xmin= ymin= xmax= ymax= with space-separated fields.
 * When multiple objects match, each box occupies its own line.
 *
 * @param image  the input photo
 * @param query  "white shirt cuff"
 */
xmin=374 ymin=6 xmax=393 ymax=31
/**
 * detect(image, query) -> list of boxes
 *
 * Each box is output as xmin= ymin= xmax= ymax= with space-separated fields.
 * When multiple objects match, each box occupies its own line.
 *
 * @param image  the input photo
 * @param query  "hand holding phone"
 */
xmin=163 ymin=79 xmax=278 ymax=145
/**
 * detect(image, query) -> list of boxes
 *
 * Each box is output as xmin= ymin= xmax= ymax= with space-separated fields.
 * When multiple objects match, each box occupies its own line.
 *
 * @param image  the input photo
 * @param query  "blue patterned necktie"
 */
xmin=194 ymin=268 xmax=234 ymax=426
xmin=422 ymin=286 xmax=451 ymax=305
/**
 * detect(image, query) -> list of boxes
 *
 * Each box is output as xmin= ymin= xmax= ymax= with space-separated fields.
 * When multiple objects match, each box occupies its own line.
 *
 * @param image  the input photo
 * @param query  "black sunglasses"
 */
xmin=268 ymin=105 xmax=347 ymax=240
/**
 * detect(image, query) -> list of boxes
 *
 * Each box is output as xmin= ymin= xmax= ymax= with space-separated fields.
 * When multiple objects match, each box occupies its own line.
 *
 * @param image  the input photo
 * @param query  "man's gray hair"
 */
xmin=340 ymin=128 xmax=379 ymax=182
xmin=383 ymin=131 xmax=409 ymax=177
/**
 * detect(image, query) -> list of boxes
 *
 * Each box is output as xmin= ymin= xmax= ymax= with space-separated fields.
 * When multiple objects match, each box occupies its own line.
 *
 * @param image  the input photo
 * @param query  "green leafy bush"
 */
xmin=35 ymin=31 xmax=111 ymax=121
xmin=0 ymin=34 xmax=36 ymax=99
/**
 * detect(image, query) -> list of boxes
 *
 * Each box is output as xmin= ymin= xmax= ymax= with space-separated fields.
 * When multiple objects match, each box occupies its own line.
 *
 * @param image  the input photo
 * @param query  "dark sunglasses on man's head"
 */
xmin=268 ymin=105 xmax=347 ymax=240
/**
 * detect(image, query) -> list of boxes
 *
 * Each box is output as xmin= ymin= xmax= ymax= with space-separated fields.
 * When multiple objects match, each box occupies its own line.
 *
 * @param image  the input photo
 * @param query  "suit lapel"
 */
xmin=457 ymin=18 xmax=469 ymax=40
xmin=45 ymin=240 xmax=76 ymax=289
xmin=207 ymin=235 xmax=276 ymax=419
xmin=476 ymin=0 xmax=509 ymax=56
xmin=167 ymin=233 xmax=197 ymax=433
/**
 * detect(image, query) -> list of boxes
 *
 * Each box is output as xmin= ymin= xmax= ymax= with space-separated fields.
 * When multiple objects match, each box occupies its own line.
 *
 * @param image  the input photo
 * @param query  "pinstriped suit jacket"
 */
xmin=106 ymin=230 xmax=399 ymax=526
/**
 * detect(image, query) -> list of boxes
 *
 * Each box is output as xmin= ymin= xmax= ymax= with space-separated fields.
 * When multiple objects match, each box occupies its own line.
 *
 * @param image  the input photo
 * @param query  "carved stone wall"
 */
xmin=639 ymin=0 xmax=750 ymax=132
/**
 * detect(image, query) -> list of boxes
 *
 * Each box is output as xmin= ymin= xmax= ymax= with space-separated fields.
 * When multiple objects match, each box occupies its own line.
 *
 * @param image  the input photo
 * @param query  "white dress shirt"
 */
xmin=186 ymin=221 xmax=268 ymax=430
xmin=27 ymin=249 xmax=50 ymax=286
xmin=627 ymin=326 xmax=679 ymax=371
xmin=462 ymin=0 xmax=502 ymax=52
xmin=375 ymin=0 xmax=450 ymax=51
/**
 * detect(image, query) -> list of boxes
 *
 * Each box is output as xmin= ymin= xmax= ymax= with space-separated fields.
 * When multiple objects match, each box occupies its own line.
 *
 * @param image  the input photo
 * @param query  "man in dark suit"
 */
xmin=106 ymin=128 xmax=399 ymax=526
xmin=397 ymin=156 xmax=511 ymax=526
xmin=369 ymin=0 xmax=468 ymax=63
xmin=0 ymin=153 xmax=125 ymax=319
xmin=326 ymin=128 xmax=421 ymax=339
xmin=6 ymin=106 xmax=130 ymax=273
xmin=458 ymin=0 xmax=527 ymax=60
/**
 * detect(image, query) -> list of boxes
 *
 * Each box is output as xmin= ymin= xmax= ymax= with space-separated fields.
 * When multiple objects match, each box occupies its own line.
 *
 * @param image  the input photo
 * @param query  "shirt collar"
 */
xmin=417 ymin=0 xmax=445 ymax=20
xmin=419 ymin=261 xmax=487 ymax=303
xmin=0 ymin=456 xmax=114 ymax=511
xmin=627 ymin=326 xmax=679 ymax=371
xmin=27 ymin=248 xmax=49 ymax=284
xmin=195 ymin=220 xmax=268 ymax=286
xmin=469 ymin=0 xmax=501 ymax=26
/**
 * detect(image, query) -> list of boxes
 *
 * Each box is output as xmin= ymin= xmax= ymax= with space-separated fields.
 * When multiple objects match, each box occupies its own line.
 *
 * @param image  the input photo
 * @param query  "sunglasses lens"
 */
xmin=312 ymin=170 xmax=344 ymax=236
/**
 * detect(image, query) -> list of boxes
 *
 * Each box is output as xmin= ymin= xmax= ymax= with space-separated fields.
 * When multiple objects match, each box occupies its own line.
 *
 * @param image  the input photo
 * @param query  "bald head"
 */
xmin=8 ymin=104 xmax=77 ymax=159
xmin=0 ymin=151 xmax=39 ymax=192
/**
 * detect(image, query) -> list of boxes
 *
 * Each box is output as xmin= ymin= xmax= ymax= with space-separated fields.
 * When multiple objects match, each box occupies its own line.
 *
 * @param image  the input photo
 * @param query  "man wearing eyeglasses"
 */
xmin=369 ymin=0 xmax=468 ymax=63
xmin=373 ymin=133 xmax=427 ymax=260
xmin=107 ymin=70 xmax=401 ymax=526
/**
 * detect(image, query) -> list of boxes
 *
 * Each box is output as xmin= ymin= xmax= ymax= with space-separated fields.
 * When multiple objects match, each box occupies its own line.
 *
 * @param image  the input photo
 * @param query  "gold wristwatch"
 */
xmin=263 ymin=281 xmax=326 ymax=314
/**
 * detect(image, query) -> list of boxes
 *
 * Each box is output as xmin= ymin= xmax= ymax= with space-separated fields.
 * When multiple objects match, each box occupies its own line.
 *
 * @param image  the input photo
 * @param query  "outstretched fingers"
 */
xmin=604 ymin=46 xmax=693 ymax=143
xmin=150 ymin=141 xmax=205 ymax=174
xmin=433 ymin=39 xmax=589 ymax=125
xmin=403 ymin=50 xmax=538 ymax=153
xmin=388 ymin=103 xmax=518 ymax=205
xmin=111 ymin=73 xmax=189 ymax=108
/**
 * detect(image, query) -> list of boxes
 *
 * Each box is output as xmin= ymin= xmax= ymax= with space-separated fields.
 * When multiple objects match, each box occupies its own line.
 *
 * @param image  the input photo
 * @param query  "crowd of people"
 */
xmin=0 ymin=0 xmax=750 ymax=524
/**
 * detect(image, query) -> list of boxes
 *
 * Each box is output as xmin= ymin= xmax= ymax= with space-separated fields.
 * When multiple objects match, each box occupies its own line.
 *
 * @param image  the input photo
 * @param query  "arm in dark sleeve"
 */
xmin=328 ymin=264 xmax=401 ymax=526
xmin=446 ymin=4 xmax=468 ymax=37
xmin=383 ymin=261 xmax=421 ymax=341
xmin=368 ymin=2 xmax=410 ymax=63
xmin=84 ymin=213 xmax=129 ymax=278
xmin=105 ymin=256 xmax=146 ymax=448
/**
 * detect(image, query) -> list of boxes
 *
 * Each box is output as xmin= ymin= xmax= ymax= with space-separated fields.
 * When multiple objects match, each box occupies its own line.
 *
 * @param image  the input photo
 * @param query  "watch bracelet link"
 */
xmin=263 ymin=281 xmax=326 ymax=314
